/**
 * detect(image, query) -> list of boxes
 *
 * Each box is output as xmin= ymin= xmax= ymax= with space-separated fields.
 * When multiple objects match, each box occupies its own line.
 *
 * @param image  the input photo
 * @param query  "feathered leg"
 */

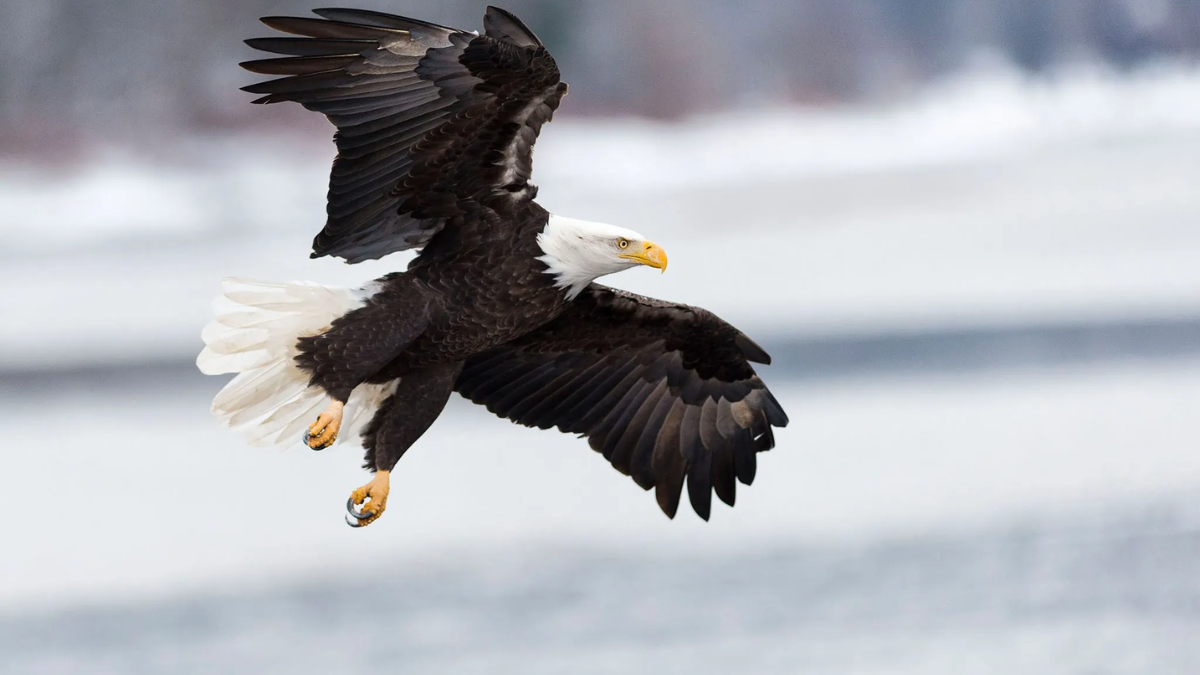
xmin=345 ymin=361 xmax=465 ymax=527
xmin=295 ymin=274 xmax=435 ymax=450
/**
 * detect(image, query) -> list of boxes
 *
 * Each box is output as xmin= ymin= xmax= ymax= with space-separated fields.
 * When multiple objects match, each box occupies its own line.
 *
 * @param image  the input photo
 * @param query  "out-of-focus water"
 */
xmin=2 ymin=353 xmax=1199 ymax=674
xmin=2 ymin=497 xmax=1197 ymax=675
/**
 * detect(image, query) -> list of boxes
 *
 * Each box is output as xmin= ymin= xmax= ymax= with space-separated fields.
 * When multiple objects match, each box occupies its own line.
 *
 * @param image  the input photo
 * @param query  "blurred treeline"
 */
xmin=1 ymin=0 xmax=1197 ymax=152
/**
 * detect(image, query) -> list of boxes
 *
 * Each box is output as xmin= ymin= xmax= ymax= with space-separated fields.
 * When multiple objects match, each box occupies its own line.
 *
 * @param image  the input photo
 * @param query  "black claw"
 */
xmin=345 ymin=515 xmax=362 ymax=528
xmin=346 ymin=497 xmax=372 ymax=520
xmin=303 ymin=430 xmax=330 ymax=451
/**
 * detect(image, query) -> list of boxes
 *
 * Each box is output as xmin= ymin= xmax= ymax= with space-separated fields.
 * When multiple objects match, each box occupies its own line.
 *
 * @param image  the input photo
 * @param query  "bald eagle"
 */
xmin=198 ymin=6 xmax=788 ymax=527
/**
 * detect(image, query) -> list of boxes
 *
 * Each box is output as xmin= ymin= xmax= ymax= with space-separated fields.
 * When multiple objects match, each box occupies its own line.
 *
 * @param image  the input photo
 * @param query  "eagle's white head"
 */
xmin=537 ymin=214 xmax=669 ymax=299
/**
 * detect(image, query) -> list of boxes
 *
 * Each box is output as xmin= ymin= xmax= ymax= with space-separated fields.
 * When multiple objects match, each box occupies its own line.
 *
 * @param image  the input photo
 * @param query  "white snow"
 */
xmin=8 ymin=64 xmax=1200 ymax=250
xmin=4 ymin=67 xmax=1200 ymax=368
xmin=544 ymin=63 xmax=1200 ymax=194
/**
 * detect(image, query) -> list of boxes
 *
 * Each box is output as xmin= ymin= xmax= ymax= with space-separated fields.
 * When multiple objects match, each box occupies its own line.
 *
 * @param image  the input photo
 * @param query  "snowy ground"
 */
xmin=2 ymin=67 xmax=1200 ymax=368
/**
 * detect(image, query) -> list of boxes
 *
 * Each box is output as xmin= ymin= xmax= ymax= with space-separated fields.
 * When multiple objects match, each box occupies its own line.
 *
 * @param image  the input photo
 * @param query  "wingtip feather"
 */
xmin=483 ymin=6 xmax=544 ymax=48
xmin=735 ymin=333 xmax=772 ymax=365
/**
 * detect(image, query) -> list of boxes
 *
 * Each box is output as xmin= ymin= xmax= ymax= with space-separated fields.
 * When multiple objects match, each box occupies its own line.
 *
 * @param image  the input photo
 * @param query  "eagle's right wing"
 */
xmin=455 ymin=285 xmax=789 ymax=521
xmin=241 ymin=7 xmax=568 ymax=263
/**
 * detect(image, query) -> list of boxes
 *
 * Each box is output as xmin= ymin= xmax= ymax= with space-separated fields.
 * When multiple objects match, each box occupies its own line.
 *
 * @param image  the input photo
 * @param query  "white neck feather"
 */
xmin=537 ymin=214 xmax=644 ymax=300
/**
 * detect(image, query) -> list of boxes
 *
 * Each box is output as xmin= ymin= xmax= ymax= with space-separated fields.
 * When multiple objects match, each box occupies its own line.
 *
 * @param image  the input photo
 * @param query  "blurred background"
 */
xmin=2 ymin=1 xmax=1199 ymax=673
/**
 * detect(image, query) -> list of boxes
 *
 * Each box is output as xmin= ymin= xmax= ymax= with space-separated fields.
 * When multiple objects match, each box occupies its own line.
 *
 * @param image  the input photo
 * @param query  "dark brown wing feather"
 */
xmin=241 ymin=7 xmax=568 ymax=263
xmin=455 ymin=285 xmax=789 ymax=521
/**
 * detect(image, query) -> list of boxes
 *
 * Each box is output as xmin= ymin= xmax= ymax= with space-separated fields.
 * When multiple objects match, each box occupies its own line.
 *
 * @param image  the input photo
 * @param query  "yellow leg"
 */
xmin=346 ymin=470 xmax=390 ymax=527
xmin=304 ymin=400 xmax=344 ymax=450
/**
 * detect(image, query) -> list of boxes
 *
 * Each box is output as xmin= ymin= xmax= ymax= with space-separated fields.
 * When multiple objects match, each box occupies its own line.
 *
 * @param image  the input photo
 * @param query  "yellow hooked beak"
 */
xmin=619 ymin=240 xmax=668 ymax=273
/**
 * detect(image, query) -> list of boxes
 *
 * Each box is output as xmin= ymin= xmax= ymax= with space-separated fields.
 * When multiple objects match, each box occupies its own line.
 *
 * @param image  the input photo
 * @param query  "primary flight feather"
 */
xmin=198 ymin=6 xmax=788 ymax=526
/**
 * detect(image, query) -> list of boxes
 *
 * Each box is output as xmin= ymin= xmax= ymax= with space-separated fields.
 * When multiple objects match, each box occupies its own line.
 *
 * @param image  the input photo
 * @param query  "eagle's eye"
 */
xmin=617 ymin=238 xmax=630 ymax=250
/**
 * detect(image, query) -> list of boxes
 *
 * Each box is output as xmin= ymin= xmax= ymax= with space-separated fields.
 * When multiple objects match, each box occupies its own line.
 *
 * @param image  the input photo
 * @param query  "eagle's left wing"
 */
xmin=241 ymin=7 xmax=567 ymax=263
xmin=455 ymin=285 xmax=789 ymax=521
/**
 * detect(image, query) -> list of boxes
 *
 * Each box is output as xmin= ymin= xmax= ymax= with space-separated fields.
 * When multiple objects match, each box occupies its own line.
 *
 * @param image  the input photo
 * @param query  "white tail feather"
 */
xmin=198 ymin=278 xmax=395 ymax=449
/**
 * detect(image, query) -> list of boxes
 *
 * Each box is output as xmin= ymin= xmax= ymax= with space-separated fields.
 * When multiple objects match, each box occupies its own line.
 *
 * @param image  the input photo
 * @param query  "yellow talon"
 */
xmin=304 ymin=400 xmax=344 ymax=450
xmin=346 ymin=470 xmax=390 ymax=527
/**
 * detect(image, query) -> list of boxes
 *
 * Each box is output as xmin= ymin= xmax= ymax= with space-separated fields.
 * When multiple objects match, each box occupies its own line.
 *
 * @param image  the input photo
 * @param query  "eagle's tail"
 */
xmin=196 ymin=278 xmax=396 ymax=448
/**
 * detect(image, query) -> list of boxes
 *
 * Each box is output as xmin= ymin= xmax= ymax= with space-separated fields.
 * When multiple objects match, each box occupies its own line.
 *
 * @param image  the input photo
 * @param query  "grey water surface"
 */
xmin=2 ymin=501 xmax=1198 ymax=675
